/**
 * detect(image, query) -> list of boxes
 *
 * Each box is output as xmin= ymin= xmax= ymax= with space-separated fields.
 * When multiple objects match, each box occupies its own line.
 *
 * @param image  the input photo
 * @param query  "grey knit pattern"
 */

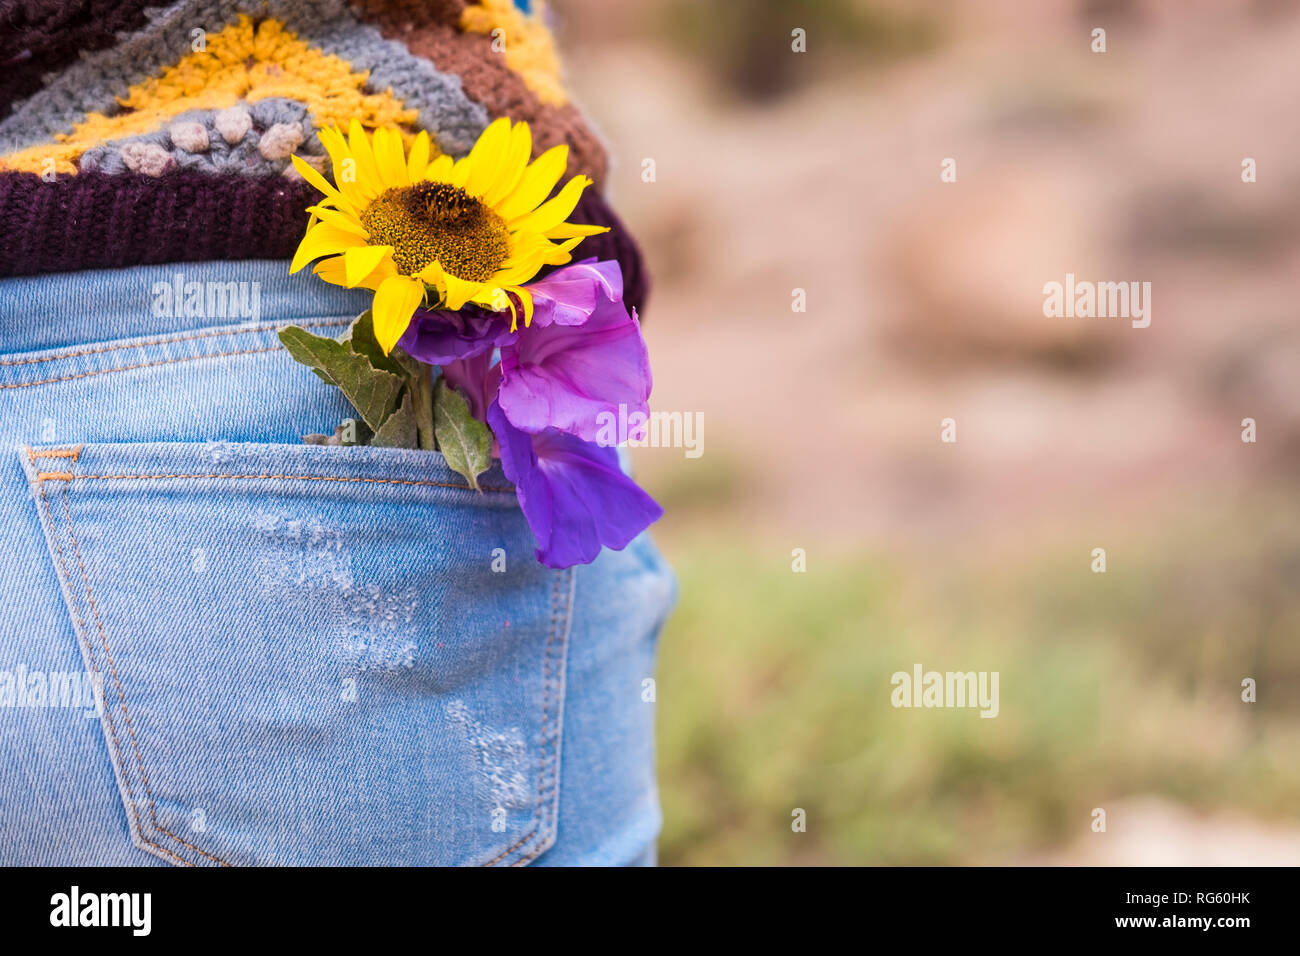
xmin=77 ymin=98 xmax=334 ymax=178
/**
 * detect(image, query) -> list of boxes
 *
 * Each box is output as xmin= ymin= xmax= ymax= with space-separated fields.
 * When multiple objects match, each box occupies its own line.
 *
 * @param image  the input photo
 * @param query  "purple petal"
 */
xmin=526 ymin=258 xmax=624 ymax=328
xmin=497 ymin=295 xmax=652 ymax=443
xmin=396 ymin=306 xmax=516 ymax=365
xmin=442 ymin=351 xmax=502 ymax=424
xmin=490 ymin=400 xmax=662 ymax=569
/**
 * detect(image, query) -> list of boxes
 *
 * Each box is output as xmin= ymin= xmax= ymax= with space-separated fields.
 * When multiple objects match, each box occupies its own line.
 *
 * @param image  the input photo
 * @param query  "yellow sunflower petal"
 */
xmin=468 ymin=287 xmax=499 ymax=309
xmin=484 ymin=121 xmax=534 ymax=206
xmin=491 ymin=260 xmax=532 ymax=282
xmin=493 ymin=261 xmax=546 ymax=286
xmin=312 ymin=257 xmax=348 ymax=287
xmin=493 ymin=248 xmax=554 ymax=285
xmin=290 ymin=154 xmax=351 ymax=211
xmin=511 ymin=287 xmax=535 ymax=329
xmin=440 ymin=270 xmax=486 ymax=311
xmin=316 ymin=126 xmax=350 ymax=171
xmin=305 ymin=204 xmax=369 ymax=238
xmin=468 ymin=285 xmax=517 ymax=328
xmin=372 ymin=274 xmax=427 ymax=354
xmin=371 ymin=126 xmax=409 ymax=188
xmin=510 ymin=175 xmax=592 ymax=233
xmin=498 ymin=233 xmax=562 ymax=273
xmin=449 ymin=155 xmax=473 ymax=190
xmin=290 ymin=223 xmax=366 ymax=274
xmin=422 ymin=154 xmax=455 ymax=183
xmin=318 ymin=126 xmax=370 ymax=208
xmin=347 ymin=119 xmax=385 ymax=195
xmin=543 ymin=222 xmax=610 ymax=240
xmin=406 ymin=130 xmax=432 ymax=180
xmin=318 ymin=125 xmax=354 ymax=160
xmin=495 ymin=242 xmax=553 ymax=274
xmin=344 ymin=244 xmax=394 ymax=288
xmin=315 ymin=256 xmax=390 ymax=291
xmin=463 ymin=117 xmax=512 ymax=199
xmin=369 ymin=261 xmax=398 ymax=290
xmin=496 ymin=144 xmax=568 ymax=221
xmin=542 ymin=236 xmax=585 ymax=264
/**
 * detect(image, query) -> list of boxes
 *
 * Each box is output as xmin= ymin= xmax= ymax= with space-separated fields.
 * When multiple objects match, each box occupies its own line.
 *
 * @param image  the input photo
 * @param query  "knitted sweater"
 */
xmin=0 ymin=0 xmax=645 ymax=311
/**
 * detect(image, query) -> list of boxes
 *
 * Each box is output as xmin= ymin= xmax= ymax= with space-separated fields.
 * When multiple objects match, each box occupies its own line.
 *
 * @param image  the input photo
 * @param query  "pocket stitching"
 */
xmin=57 ymin=482 xmax=233 ymax=867
xmin=3 ymin=344 xmax=296 ymax=391
xmin=33 ymin=476 xmax=199 ymax=866
xmin=0 ymin=319 xmax=350 ymax=390
xmin=54 ymin=472 xmax=515 ymax=495
xmin=0 ymin=318 xmax=351 ymax=368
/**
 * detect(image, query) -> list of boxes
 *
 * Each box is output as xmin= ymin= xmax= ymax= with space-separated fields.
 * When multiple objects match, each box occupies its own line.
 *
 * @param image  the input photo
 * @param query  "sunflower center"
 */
xmin=360 ymin=182 xmax=510 ymax=283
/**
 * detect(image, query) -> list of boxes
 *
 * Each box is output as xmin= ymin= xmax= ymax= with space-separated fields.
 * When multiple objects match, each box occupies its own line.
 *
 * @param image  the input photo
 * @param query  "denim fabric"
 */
xmin=0 ymin=261 xmax=675 ymax=866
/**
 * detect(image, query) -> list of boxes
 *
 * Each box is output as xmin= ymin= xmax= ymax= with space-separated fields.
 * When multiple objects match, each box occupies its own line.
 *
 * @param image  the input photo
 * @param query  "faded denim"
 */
xmin=0 ymin=261 xmax=675 ymax=866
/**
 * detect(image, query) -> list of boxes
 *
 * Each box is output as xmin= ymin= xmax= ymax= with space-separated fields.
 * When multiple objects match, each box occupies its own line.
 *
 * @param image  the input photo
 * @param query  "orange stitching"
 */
xmin=0 ymin=319 xmax=351 ymax=367
xmin=484 ymin=830 xmax=536 ymax=864
xmin=61 ymin=473 xmax=514 ymax=494
xmin=36 ymin=481 xmax=192 ymax=868
xmin=0 ymin=344 xmax=294 ymax=390
xmin=36 ymin=472 xmax=74 ymax=481
xmin=30 ymin=447 xmax=82 ymax=461
xmin=60 ymin=490 xmax=232 ymax=867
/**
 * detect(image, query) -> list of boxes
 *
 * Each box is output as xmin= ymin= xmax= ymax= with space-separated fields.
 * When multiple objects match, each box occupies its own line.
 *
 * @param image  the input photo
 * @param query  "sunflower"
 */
xmin=289 ymin=118 xmax=608 ymax=352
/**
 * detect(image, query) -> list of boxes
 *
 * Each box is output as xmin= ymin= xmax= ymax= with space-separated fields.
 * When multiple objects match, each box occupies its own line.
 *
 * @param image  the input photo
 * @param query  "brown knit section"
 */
xmin=352 ymin=0 xmax=467 ymax=22
xmin=353 ymin=1 xmax=607 ymax=186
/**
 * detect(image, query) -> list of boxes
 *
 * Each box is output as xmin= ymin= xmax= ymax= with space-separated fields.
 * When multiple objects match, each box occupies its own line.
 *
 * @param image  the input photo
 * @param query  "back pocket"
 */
xmin=20 ymin=440 xmax=573 ymax=866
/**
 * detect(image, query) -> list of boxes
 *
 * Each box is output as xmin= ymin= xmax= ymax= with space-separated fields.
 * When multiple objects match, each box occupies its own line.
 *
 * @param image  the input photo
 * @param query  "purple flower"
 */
xmin=396 ymin=306 xmax=515 ymax=365
xmin=442 ymin=351 xmax=502 ymax=424
xmin=489 ymin=400 xmax=662 ymax=569
xmin=496 ymin=279 xmax=651 ymax=443
xmin=526 ymin=259 xmax=624 ymax=327
xmin=392 ymin=259 xmax=661 ymax=568
xmin=394 ymin=258 xmax=622 ymax=364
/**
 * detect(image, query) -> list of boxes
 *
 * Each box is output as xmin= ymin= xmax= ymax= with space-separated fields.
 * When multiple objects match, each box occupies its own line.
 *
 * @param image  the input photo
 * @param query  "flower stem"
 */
xmin=413 ymin=362 xmax=436 ymax=451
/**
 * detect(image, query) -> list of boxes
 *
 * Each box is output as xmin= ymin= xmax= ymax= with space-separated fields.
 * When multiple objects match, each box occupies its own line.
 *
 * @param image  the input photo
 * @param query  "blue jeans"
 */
xmin=0 ymin=261 xmax=675 ymax=866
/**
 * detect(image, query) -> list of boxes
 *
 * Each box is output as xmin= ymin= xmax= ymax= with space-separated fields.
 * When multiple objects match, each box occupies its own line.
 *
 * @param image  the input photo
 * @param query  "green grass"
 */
xmin=653 ymin=496 xmax=1300 ymax=865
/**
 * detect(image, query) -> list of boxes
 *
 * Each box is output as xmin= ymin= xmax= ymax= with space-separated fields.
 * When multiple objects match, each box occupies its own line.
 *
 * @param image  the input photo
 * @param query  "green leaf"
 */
xmin=433 ymin=378 xmax=492 ymax=490
xmin=344 ymin=310 xmax=417 ymax=379
xmin=389 ymin=345 xmax=427 ymax=384
xmin=345 ymin=311 xmax=433 ymax=449
xmin=370 ymin=392 xmax=418 ymax=448
xmin=278 ymin=324 xmax=405 ymax=433
xmin=412 ymin=363 xmax=437 ymax=451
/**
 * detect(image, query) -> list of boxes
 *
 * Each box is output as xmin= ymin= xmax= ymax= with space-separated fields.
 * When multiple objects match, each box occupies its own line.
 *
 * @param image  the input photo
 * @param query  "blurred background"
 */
xmin=558 ymin=0 xmax=1300 ymax=864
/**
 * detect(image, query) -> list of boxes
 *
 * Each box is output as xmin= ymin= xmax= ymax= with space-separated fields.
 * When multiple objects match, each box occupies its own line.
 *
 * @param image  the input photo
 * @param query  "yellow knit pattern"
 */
xmin=0 ymin=16 xmax=420 ymax=175
xmin=460 ymin=0 xmax=569 ymax=107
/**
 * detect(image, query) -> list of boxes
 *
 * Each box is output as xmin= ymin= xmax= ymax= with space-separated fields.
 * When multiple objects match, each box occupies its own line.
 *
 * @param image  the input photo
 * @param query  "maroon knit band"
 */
xmin=0 ymin=169 xmax=649 ymax=313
